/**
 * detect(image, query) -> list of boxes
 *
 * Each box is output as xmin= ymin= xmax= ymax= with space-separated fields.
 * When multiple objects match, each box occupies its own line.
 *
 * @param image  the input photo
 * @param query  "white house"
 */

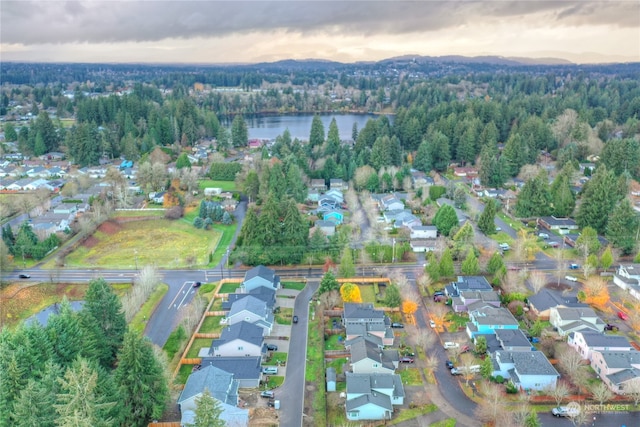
xmin=226 ymin=296 xmax=273 ymax=335
xmin=240 ymin=265 xmax=280 ymax=293
xmin=345 ymin=372 xmax=405 ymax=421
xmin=590 ymin=350 xmax=640 ymax=395
xmin=549 ymin=307 xmax=606 ymax=336
xmin=613 ymin=264 xmax=640 ymax=301
xmin=346 ymin=336 xmax=398 ymax=374
xmin=210 ymin=321 xmax=265 ymax=357
xmin=491 ymin=351 xmax=560 ymax=391
xmin=409 ymin=225 xmax=437 ymax=240
xmin=567 ymin=331 xmax=633 ymax=362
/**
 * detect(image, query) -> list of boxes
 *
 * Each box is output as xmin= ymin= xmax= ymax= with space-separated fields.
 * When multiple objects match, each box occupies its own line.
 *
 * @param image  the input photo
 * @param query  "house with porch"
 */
xmin=491 ymin=351 xmax=559 ymax=391
xmin=210 ymin=321 xmax=265 ymax=357
xmin=549 ymin=307 xmax=605 ymax=336
xmin=222 ymin=287 xmax=276 ymax=311
xmin=590 ymin=350 xmax=640 ymax=394
xmin=494 ymin=329 xmax=533 ymax=352
xmin=445 ymin=276 xmax=493 ymax=298
xmin=613 ymin=264 xmax=640 ymax=301
xmin=527 ymin=288 xmax=586 ymax=320
xmin=199 ymin=357 xmax=262 ymax=388
xmin=466 ymin=305 xmax=519 ymax=339
xmin=568 ymin=331 xmax=633 ymax=361
xmin=345 ymin=372 xmax=405 ymax=421
xmin=240 ymin=265 xmax=280 ymax=293
xmin=537 ymin=216 xmax=579 ymax=234
xmin=323 ymin=209 xmax=344 ymax=225
xmin=226 ymin=296 xmax=273 ymax=335
xmin=346 ymin=336 xmax=398 ymax=374
xmin=343 ymin=303 xmax=394 ymax=346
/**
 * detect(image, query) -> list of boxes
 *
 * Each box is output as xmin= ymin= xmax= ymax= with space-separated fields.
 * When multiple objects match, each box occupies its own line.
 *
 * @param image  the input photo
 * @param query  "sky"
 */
xmin=1 ymin=0 xmax=639 ymax=64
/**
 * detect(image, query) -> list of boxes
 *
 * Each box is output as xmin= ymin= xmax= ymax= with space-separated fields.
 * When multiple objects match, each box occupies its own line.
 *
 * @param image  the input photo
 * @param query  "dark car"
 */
xmin=391 ymin=322 xmax=404 ymax=328
xmin=266 ymin=344 xmax=278 ymax=351
xmin=192 ymin=281 xmax=201 ymax=288
xmin=569 ymin=263 xmax=580 ymax=270
xmin=292 ymin=315 xmax=299 ymax=324
xmin=267 ymin=399 xmax=276 ymax=407
xmin=445 ymin=360 xmax=454 ymax=369
xmin=605 ymin=324 xmax=619 ymax=331
xmin=18 ymin=274 xmax=31 ymax=279
xmin=399 ymin=357 xmax=414 ymax=363
xmin=260 ymin=391 xmax=274 ymax=398
xmin=433 ymin=291 xmax=445 ymax=297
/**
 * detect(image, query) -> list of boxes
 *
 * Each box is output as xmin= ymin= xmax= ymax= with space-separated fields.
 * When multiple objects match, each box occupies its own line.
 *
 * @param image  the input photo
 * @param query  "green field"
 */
xmin=198 ymin=179 xmax=237 ymax=192
xmin=64 ymin=219 xmax=221 ymax=268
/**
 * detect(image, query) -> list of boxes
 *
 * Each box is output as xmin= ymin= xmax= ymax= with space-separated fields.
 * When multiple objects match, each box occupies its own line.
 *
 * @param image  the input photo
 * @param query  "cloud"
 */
xmin=1 ymin=0 xmax=637 ymax=45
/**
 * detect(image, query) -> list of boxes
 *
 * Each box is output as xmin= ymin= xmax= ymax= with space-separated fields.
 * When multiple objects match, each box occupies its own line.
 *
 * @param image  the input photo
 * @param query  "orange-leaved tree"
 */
xmin=340 ymin=283 xmax=362 ymax=303
xmin=582 ymin=276 xmax=610 ymax=309
xmin=402 ymin=300 xmax=418 ymax=316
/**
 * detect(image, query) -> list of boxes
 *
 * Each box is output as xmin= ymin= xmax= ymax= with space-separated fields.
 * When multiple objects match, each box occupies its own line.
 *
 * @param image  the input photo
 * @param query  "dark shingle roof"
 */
xmin=200 ymin=357 xmax=262 ymax=381
xmin=343 ymin=303 xmax=385 ymax=320
xmin=576 ymin=331 xmax=632 ymax=348
xmin=178 ymin=365 xmax=238 ymax=405
xmin=495 ymin=329 xmax=531 ymax=348
xmin=212 ymin=321 xmax=264 ymax=349
xmin=495 ymin=351 xmax=559 ymax=376
xmin=528 ymin=289 xmax=584 ymax=312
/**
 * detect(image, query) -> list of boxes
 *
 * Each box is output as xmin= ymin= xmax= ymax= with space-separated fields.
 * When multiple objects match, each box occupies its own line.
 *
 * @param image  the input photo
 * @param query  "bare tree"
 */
xmin=568 ymin=407 xmax=589 ymax=427
xmin=548 ymin=381 xmax=570 ymax=407
xmin=179 ymin=295 xmax=207 ymax=333
xmin=459 ymin=353 xmax=476 ymax=385
xmin=528 ymin=270 xmax=547 ymax=294
xmin=590 ymin=382 xmax=614 ymax=407
xmin=555 ymin=246 xmax=567 ymax=287
xmin=415 ymin=328 xmax=437 ymax=350
xmin=625 ymin=380 xmax=640 ymax=407
xmin=559 ymin=349 xmax=584 ymax=376
xmin=430 ymin=304 xmax=449 ymax=331
xmin=424 ymin=354 xmax=439 ymax=374
xmin=474 ymin=382 xmax=505 ymax=426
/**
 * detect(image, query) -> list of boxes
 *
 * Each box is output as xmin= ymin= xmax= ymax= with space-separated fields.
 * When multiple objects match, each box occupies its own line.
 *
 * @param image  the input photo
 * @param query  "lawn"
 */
xmin=199 ymin=316 xmax=224 ymax=334
xmin=186 ymin=338 xmax=212 ymax=358
xmin=163 ymin=325 xmax=187 ymax=362
xmin=398 ymin=367 xmax=424 ymax=385
xmin=275 ymin=307 xmax=293 ymax=325
xmin=129 ymin=283 xmax=169 ymax=334
xmin=282 ymin=281 xmax=306 ymax=291
xmin=389 ymin=404 xmax=438 ymax=425
xmin=198 ymin=179 xmax=237 ymax=192
xmin=176 ymin=364 xmax=193 ymax=385
xmin=325 ymin=333 xmax=346 ymax=350
xmin=218 ymin=282 xmax=241 ymax=293
xmin=263 ymin=352 xmax=287 ymax=366
xmin=358 ymin=284 xmax=377 ymax=304
xmin=113 ymin=210 xmax=165 ymax=218
xmin=64 ymin=219 xmax=221 ymax=268
xmin=326 ymin=357 xmax=348 ymax=374
xmin=266 ymin=376 xmax=284 ymax=389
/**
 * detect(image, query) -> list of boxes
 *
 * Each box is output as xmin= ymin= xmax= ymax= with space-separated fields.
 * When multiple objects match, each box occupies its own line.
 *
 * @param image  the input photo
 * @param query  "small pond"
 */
xmin=25 ymin=301 xmax=85 ymax=327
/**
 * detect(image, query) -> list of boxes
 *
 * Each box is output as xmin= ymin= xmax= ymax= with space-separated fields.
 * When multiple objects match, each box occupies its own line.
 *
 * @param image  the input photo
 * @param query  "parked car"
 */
xmin=552 ymin=406 xmax=579 ymax=417
xmin=292 ymin=315 xmax=299 ymax=324
xmin=262 ymin=367 xmax=278 ymax=375
xmin=618 ymin=311 xmax=629 ymax=321
xmin=605 ymin=324 xmax=619 ymax=331
xmin=260 ymin=391 xmax=275 ymax=398
xmin=443 ymin=342 xmax=460 ymax=349
xmin=399 ymin=356 xmax=414 ymax=363
xmin=433 ymin=295 xmax=446 ymax=302
xmin=445 ymin=360 xmax=454 ymax=369
xmin=267 ymin=399 xmax=277 ymax=407
xmin=18 ymin=274 xmax=31 ymax=279
xmin=266 ymin=344 xmax=278 ymax=351
xmin=538 ymin=233 xmax=550 ymax=239
xmin=450 ymin=368 xmax=463 ymax=376
xmin=429 ymin=320 xmax=436 ymax=328
xmin=499 ymin=243 xmax=510 ymax=251
xmin=391 ymin=322 xmax=404 ymax=328
xmin=569 ymin=263 xmax=580 ymax=270
xmin=192 ymin=281 xmax=201 ymax=288
xmin=460 ymin=345 xmax=470 ymax=353
xmin=495 ymin=226 xmax=502 ymax=232
xmin=433 ymin=291 xmax=445 ymax=297
xmin=565 ymin=275 xmax=578 ymax=282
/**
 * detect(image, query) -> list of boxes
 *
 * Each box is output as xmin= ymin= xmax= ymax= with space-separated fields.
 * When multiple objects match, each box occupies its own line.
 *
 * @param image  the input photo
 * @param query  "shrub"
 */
xmin=165 ymin=206 xmax=184 ymax=219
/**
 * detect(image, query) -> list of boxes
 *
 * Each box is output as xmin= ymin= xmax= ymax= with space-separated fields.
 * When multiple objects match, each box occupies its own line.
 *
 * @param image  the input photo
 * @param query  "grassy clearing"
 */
xmin=326 ymin=357 xmax=348 ymax=374
xmin=264 ymin=352 xmax=287 ymax=366
xmin=358 ymin=284 xmax=377 ymax=304
xmin=65 ymin=219 xmax=220 ymax=268
xmin=398 ymin=367 xmax=424 ymax=385
xmin=113 ymin=210 xmax=165 ymax=218
xmin=389 ymin=404 xmax=438 ymax=425
xmin=275 ymin=307 xmax=293 ymax=325
xmin=163 ymin=325 xmax=187 ymax=361
xmin=186 ymin=338 xmax=213 ymax=358
xmin=426 ymin=417 xmax=455 ymax=427
xmin=198 ymin=179 xmax=237 ymax=192
xmin=176 ymin=364 xmax=193 ymax=385
xmin=266 ymin=376 xmax=284 ymax=389
xmin=209 ymin=223 xmax=236 ymax=266
xmin=305 ymin=315 xmax=324 ymax=382
xmin=129 ymin=283 xmax=169 ymax=334
xmin=325 ymin=334 xmax=345 ymax=350
xmin=199 ymin=316 xmax=224 ymax=334
xmin=218 ymin=282 xmax=240 ymax=293
xmin=282 ymin=281 xmax=306 ymax=291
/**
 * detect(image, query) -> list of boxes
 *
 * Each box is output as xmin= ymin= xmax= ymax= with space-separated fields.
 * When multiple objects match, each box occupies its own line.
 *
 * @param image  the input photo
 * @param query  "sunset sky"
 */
xmin=1 ymin=0 xmax=639 ymax=64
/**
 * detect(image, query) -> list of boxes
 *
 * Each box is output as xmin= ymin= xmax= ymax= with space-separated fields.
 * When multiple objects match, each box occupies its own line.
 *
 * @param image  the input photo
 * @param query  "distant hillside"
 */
xmin=379 ymin=54 xmax=573 ymax=66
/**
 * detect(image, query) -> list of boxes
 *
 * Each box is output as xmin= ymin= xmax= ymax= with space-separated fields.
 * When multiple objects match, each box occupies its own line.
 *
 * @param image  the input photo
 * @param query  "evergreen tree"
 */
xmin=221 ymin=211 xmax=232 ymax=225
xmin=383 ymin=284 xmax=402 ymax=308
xmin=550 ymin=173 xmax=575 ymax=217
xmin=478 ymin=199 xmax=497 ymax=235
xmin=285 ymin=163 xmax=307 ymax=203
xmin=175 ymin=152 xmax=191 ymax=169
xmin=574 ymin=226 xmax=601 ymax=256
xmin=230 ymin=115 xmax=248 ymax=148
xmin=82 ymin=279 xmax=127 ymax=368
xmin=188 ymin=388 xmax=225 ymax=427
xmin=325 ymin=118 xmax=340 ymax=156
xmin=576 ymin=166 xmax=620 ymax=233
xmin=514 ymin=172 xmax=551 ymax=218
xmin=319 ymin=271 xmax=339 ymax=294
xmin=428 ymin=131 xmax=451 ymax=172
xmin=487 ymin=252 xmax=505 ymax=276
xmin=413 ymin=140 xmax=432 ymax=173
xmin=433 ymin=204 xmax=458 ymax=236
xmin=439 ymin=248 xmax=455 ymax=277
xmin=46 ymin=298 xmax=87 ymax=367
xmin=338 ymin=246 xmax=355 ymax=278
xmin=13 ymin=379 xmax=56 ymax=427
xmin=461 ymin=249 xmax=480 ymax=275
xmin=425 ymin=252 xmax=440 ymax=282
xmin=600 ymin=246 xmax=614 ymax=271
xmin=4 ymin=122 xmax=17 ymax=141
xmin=114 ymin=331 xmax=168 ymax=427
xmin=606 ymin=199 xmax=640 ymax=255
xmin=309 ymin=114 xmax=325 ymax=148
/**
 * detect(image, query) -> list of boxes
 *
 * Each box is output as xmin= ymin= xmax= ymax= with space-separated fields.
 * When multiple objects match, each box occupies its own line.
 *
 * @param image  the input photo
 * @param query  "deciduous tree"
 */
xmin=339 ymin=283 xmax=362 ymax=303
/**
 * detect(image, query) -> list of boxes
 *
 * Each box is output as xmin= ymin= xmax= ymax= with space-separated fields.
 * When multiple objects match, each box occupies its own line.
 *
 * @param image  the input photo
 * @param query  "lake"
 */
xmin=233 ymin=113 xmax=387 ymax=141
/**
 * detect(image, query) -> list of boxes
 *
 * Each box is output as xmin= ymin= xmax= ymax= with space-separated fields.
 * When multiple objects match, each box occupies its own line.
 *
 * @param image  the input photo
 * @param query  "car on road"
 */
xmin=292 ymin=315 xmax=299 ymax=324
xmin=443 ymin=342 xmax=460 ymax=349
xmin=538 ymin=233 xmax=550 ymax=239
xmin=495 ymin=226 xmax=502 ymax=232
xmin=499 ymin=243 xmax=510 ymax=251
xmin=399 ymin=356 xmax=414 ymax=363
xmin=260 ymin=391 xmax=275 ymax=398
xmin=192 ymin=281 xmax=201 ymax=288
xmin=450 ymin=368 xmax=463 ymax=376
xmin=565 ymin=275 xmax=578 ymax=282
xmin=433 ymin=291 xmax=445 ymax=297
xmin=429 ymin=320 xmax=436 ymax=328
xmin=262 ymin=367 xmax=278 ymax=375
xmin=445 ymin=360 xmax=454 ymax=369
xmin=547 ymin=241 xmax=560 ymax=248
xmin=18 ymin=274 xmax=31 ymax=279
xmin=569 ymin=263 xmax=580 ymax=270
xmin=605 ymin=324 xmax=619 ymax=331
xmin=618 ymin=311 xmax=629 ymax=321
xmin=265 ymin=344 xmax=278 ymax=351
xmin=391 ymin=322 xmax=404 ymax=328
xmin=552 ymin=406 xmax=579 ymax=417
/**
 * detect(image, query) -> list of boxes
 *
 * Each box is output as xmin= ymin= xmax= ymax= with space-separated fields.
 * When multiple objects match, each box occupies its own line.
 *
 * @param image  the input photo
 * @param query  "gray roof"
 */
xmin=343 ymin=303 xmax=385 ymax=321
xmin=607 ymin=368 xmax=640 ymax=385
xmin=212 ymin=321 xmax=264 ymax=349
xmin=470 ymin=306 xmax=518 ymax=326
xmin=495 ymin=329 xmax=531 ymax=348
xmin=554 ymin=307 xmax=602 ymax=321
xmin=574 ymin=331 xmax=632 ymax=348
xmin=244 ymin=265 xmax=277 ymax=284
xmin=200 ymin=357 xmax=262 ymax=381
xmin=495 ymin=351 xmax=559 ymax=376
xmin=348 ymin=337 xmax=397 ymax=370
xmin=346 ymin=372 xmax=405 ymax=399
xmin=528 ymin=289 xmax=584 ymax=312
xmin=326 ymin=367 xmax=336 ymax=382
xmin=596 ymin=350 xmax=640 ymax=369
xmin=222 ymin=287 xmax=275 ymax=310
xmin=539 ymin=216 xmax=577 ymax=227
xmin=453 ymin=276 xmax=493 ymax=293
xmin=178 ymin=365 xmax=238 ymax=405
xmin=315 ymin=220 xmax=337 ymax=228
xmin=228 ymin=295 xmax=269 ymax=318
xmin=460 ymin=290 xmax=500 ymax=302
xmin=345 ymin=393 xmax=392 ymax=412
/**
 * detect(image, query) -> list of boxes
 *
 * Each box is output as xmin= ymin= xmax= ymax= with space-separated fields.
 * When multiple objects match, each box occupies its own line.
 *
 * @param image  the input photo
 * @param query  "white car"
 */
xmin=430 ymin=320 xmax=436 ymax=329
xmin=443 ymin=342 xmax=460 ymax=349
xmin=565 ymin=275 xmax=578 ymax=282
xmin=538 ymin=233 xmax=550 ymax=239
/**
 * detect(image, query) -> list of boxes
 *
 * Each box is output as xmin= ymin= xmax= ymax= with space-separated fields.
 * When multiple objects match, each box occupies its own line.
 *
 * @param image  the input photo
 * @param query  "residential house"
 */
xmin=568 ymin=331 xmax=633 ymax=361
xmin=590 ymin=350 xmax=640 ymax=394
xmin=330 ymin=178 xmax=347 ymax=190
xmin=346 ymin=336 xmax=398 ymax=374
xmin=537 ymin=216 xmax=579 ymax=234
xmin=151 ymin=191 xmax=165 ymax=204
xmin=494 ymin=329 xmax=533 ymax=352
xmin=222 ymin=287 xmax=276 ymax=311
xmin=306 ymin=188 xmax=320 ymax=202
xmin=314 ymin=220 xmax=336 ymax=237
xmin=491 ymin=351 xmax=560 ymax=391
xmin=563 ymin=233 xmax=609 ymax=249
xmin=409 ymin=225 xmax=437 ymax=240
xmin=382 ymin=209 xmax=420 ymax=229
xmin=378 ymin=194 xmax=404 ymax=212
xmin=323 ymin=209 xmax=344 ymax=225
xmin=527 ymin=288 xmax=586 ymax=320
xmin=445 ymin=276 xmax=493 ymax=298
xmin=241 ymin=265 xmax=280 ymax=293
xmin=549 ymin=307 xmax=606 ymax=336
xmin=7 ymin=178 xmax=34 ymax=191
xmin=466 ymin=305 xmax=519 ymax=339
xmin=199 ymin=357 xmax=262 ymax=388
xmin=410 ymin=170 xmax=433 ymax=187
xmin=613 ymin=264 xmax=640 ymax=301
xmin=318 ymin=196 xmax=340 ymax=212
xmin=451 ymin=290 xmax=500 ymax=313
xmin=453 ymin=167 xmax=478 ymax=178
xmin=409 ymin=239 xmax=436 ymax=253
xmin=343 ymin=303 xmax=394 ymax=346
xmin=226 ymin=296 xmax=273 ymax=335
xmin=325 ymin=189 xmax=344 ymax=204
xmin=210 ymin=321 xmax=265 ymax=357
xmin=345 ymin=373 xmax=405 ymax=421
xmin=178 ymin=365 xmax=248 ymax=427
xmin=25 ymin=166 xmax=49 ymax=178
xmin=310 ymin=179 xmax=327 ymax=192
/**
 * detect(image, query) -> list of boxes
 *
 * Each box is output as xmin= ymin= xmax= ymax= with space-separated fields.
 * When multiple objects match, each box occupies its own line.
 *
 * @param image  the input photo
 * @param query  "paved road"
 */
xmin=277 ymin=279 xmax=319 ymax=427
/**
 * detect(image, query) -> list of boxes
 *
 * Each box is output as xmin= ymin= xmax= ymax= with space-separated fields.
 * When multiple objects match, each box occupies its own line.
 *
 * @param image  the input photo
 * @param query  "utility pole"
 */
xmin=392 ymin=238 xmax=396 ymax=263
